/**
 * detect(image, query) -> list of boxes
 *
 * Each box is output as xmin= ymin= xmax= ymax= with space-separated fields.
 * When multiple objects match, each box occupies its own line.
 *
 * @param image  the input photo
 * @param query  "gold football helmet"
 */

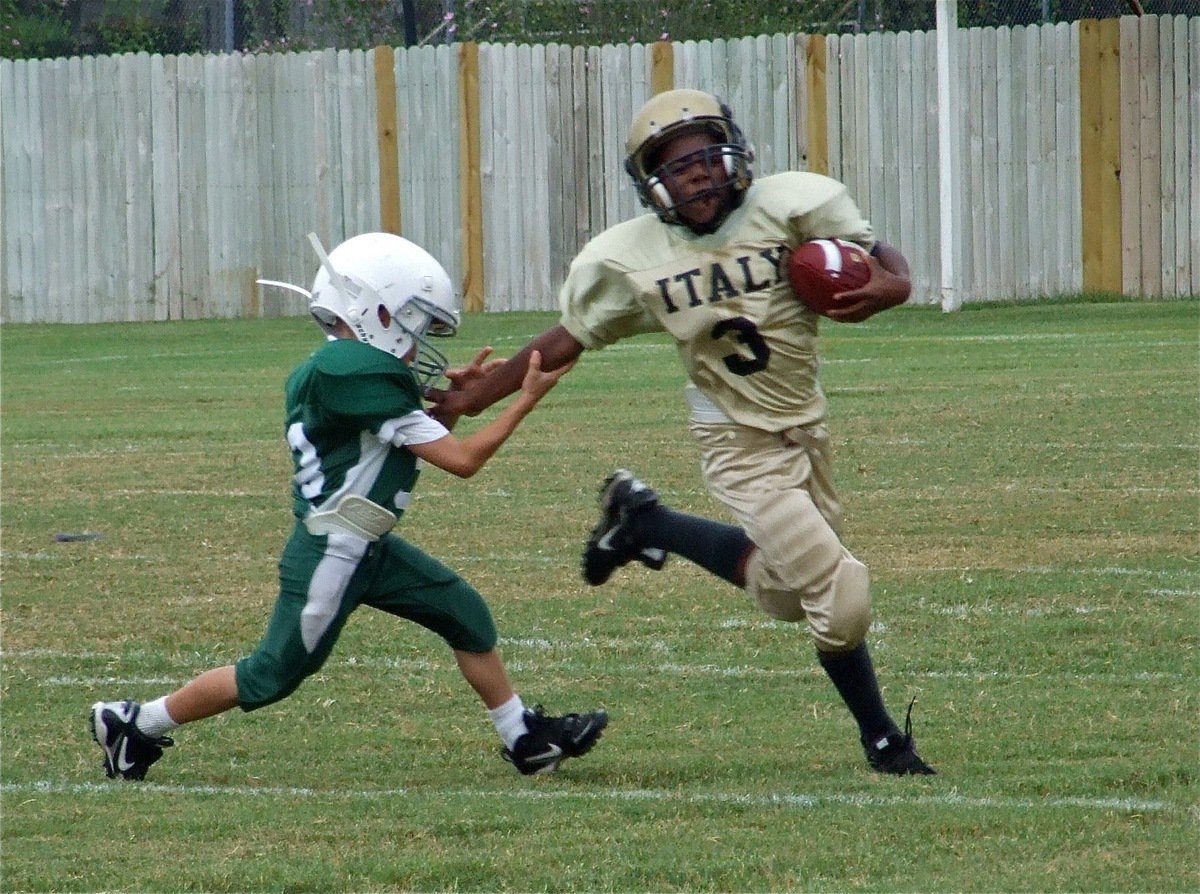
xmin=624 ymin=89 xmax=754 ymax=232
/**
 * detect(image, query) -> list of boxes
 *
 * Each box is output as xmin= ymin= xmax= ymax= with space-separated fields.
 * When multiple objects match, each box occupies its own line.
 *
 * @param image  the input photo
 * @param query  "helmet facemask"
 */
xmin=391 ymin=295 xmax=458 ymax=390
xmin=644 ymin=137 xmax=747 ymax=233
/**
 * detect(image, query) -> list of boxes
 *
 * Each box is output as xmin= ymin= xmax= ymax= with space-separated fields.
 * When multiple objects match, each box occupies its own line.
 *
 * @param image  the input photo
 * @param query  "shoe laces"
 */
xmin=525 ymin=705 xmax=589 ymax=734
xmin=524 ymin=704 xmax=549 ymax=725
xmin=124 ymin=702 xmax=175 ymax=747
xmin=900 ymin=696 xmax=918 ymax=746
xmin=137 ymin=729 xmax=175 ymax=748
xmin=898 ymin=697 xmax=936 ymax=773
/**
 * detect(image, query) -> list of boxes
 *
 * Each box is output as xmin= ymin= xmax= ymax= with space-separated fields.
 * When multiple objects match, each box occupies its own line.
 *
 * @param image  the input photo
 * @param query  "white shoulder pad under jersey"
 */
xmin=559 ymin=172 xmax=874 ymax=432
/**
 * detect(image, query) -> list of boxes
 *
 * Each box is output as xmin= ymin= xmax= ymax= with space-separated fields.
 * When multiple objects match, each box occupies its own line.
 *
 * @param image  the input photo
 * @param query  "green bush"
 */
xmin=1 ymin=0 xmax=78 ymax=60
xmin=80 ymin=0 xmax=203 ymax=56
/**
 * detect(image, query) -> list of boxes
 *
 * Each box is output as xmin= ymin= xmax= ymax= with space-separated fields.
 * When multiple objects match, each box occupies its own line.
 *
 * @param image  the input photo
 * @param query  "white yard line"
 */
xmin=15 ymin=650 xmax=1189 ymax=686
xmin=0 ymin=779 xmax=1185 ymax=816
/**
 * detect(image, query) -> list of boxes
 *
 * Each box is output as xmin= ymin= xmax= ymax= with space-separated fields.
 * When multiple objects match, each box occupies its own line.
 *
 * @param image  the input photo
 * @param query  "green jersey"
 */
xmin=283 ymin=339 xmax=448 ymax=521
xmin=558 ymin=171 xmax=874 ymax=433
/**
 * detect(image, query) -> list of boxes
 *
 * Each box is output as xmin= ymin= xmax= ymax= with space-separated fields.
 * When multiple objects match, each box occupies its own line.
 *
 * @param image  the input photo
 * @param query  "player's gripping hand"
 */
xmin=424 ymin=385 xmax=472 ymax=426
xmin=425 ymin=347 xmax=501 ymax=425
xmin=825 ymin=243 xmax=912 ymax=324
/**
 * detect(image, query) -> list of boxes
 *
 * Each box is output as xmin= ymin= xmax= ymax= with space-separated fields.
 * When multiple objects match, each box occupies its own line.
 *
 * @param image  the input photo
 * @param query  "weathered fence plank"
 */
xmin=2 ymin=16 xmax=1195 ymax=323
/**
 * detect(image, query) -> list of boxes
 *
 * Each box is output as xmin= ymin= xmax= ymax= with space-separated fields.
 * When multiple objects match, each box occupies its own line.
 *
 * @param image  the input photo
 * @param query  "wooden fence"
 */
xmin=1 ymin=14 xmax=1195 ymax=324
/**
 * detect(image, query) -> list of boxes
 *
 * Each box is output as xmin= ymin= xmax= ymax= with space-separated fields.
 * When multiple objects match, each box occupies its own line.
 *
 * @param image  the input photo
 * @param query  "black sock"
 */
xmin=633 ymin=505 xmax=754 ymax=586
xmin=818 ymin=642 xmax=898 ymax=745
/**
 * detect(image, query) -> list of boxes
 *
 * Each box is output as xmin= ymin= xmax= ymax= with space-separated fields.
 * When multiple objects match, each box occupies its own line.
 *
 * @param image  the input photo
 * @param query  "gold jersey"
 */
xmin=559 ymin=172 xmax=874 ymax=433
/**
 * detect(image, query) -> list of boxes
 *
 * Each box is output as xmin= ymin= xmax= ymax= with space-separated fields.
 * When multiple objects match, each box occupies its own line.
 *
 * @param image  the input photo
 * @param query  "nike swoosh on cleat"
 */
xmin=570 ymin=719 xmax=598 ymax=746
xmin=115 ymin=737 xmax=137 ymax=773
xmin=527 ymin=744 xmax=564 ymax=765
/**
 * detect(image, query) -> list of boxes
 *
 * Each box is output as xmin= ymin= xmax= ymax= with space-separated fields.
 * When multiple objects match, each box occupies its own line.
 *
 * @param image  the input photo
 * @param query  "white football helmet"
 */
xmin=306 ymin=232 xmax=459 ymax=388
xmin=624 ymin=89 xmax=754 ymax=233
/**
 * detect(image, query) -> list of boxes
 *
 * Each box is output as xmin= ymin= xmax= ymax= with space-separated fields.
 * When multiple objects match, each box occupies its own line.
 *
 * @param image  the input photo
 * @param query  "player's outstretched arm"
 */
xmin=411 ymin=350 xmax=577 ymax=478
xmin=825 ymin=241 xmax=912 ymax=323
xmin=427 ymin=325 xmax=584 ymax=425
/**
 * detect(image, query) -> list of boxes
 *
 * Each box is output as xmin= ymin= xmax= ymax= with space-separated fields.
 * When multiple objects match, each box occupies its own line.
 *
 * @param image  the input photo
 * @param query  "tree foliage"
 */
xmin=0 ymin=0 xmax=1172 ymax=60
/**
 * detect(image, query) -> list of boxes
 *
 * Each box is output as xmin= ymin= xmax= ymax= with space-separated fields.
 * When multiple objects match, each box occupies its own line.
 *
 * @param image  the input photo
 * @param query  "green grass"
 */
xmin=2 ymin=298 xmax=1198 ymax=893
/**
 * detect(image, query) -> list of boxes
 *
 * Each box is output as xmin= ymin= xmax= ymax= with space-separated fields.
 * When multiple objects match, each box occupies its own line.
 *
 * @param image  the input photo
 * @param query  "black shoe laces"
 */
xmin=901 ymin=696 xmax=918 ymax=745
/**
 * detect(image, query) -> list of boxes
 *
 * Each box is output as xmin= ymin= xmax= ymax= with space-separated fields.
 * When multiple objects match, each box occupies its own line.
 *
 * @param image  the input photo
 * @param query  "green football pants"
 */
xmin=235 ymin=523 xmax=498 ymax=710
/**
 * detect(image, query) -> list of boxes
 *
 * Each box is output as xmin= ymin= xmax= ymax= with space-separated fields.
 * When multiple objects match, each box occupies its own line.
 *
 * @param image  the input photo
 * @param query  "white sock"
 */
xmin=488 ymin=694 xmax=528 ymax=750
xmin=135 ymin=697 xmax=180 ymax=737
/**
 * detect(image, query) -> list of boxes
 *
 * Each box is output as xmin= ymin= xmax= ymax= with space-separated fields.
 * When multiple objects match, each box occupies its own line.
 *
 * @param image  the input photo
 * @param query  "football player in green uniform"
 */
xmin=428 ymin=90 xmax=934 ymax=775
xmin=90 ymin=232 xmax=607 ymax=781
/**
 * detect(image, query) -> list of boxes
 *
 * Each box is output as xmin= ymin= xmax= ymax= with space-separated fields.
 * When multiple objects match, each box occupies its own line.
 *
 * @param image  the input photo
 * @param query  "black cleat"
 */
xmin=502 ymin=706 xmax=609 ymax=775
xmin=90 ymin=699 xmax=174 ymax=781
xmin=863 ymin=698 xmax=936 ymax=776
xmin=582 ymin=469 xmax=667 ymax=586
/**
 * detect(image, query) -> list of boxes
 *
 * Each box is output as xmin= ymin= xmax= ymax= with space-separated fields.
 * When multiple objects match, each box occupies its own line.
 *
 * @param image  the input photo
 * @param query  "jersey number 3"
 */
xmin=712 ymin=316 xmax=770 ymax=376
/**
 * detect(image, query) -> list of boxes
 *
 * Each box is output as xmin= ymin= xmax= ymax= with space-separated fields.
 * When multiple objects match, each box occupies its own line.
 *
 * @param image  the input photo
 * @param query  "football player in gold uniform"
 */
xmin=430 ymin=90 xmax=934 ymax=775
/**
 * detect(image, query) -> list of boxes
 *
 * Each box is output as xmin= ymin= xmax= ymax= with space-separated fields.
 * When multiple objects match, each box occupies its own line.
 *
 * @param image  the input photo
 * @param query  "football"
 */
xmin=786 ymin=239 xmax=872 ymax=316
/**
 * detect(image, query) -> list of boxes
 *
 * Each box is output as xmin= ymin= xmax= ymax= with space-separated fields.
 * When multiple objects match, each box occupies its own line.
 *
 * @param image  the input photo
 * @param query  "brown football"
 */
xmin=786 ymin=239 xmax=873 ymax=316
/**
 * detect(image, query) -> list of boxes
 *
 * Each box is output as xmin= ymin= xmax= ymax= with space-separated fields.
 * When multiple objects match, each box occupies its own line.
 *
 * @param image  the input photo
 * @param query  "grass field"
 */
xmin=1 ymin=297 xmax=1197 ymax=893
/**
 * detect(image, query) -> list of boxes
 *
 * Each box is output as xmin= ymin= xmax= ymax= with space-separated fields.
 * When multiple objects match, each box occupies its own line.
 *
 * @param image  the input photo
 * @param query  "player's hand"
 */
xmin=426 ymin=347 xmax=507 ymax=425
xmin=424 ymin=386 xmax=476 ymax=426
xmin=825 ymin=255 xmax=911 ymax=323
xmin=519 ymin=350 xmax=577 ymax=402
xmin=445 ymin=346 xmax=506 ymax=392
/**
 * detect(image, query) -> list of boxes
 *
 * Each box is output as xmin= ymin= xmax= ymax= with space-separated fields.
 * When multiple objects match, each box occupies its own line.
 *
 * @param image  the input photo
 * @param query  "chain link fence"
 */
xmin=4 ymin=0 xmax=1195 ymax=60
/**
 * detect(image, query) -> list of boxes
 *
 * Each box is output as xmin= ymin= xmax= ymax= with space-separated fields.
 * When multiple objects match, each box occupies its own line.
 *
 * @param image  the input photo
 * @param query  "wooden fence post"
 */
xmin=651 ymin=41 xmax=674 ymax=94
xmin=1079 ymin=19 xmax=1123 ymax=294
xmin=805 ymin=34 xmax=828 ymax=175
xmin=374 ymin=45 xmax=402 ymax=235
xmin=458 ymin=42 xmax=484 ymax=312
